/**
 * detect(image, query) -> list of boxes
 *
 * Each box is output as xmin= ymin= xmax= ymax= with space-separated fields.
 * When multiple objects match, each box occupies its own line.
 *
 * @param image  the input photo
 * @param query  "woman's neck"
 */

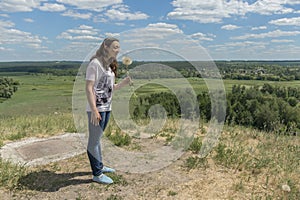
xmin=100 ymin=57 xmax=111 ymax=69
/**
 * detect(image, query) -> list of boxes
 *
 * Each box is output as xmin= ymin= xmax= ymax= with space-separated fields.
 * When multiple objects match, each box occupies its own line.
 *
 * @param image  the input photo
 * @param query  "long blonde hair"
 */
xmin=90 ymin=37 xmax=119 ymax=69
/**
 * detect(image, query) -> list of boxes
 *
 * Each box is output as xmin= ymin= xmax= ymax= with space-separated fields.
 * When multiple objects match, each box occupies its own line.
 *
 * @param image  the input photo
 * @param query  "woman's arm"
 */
xmin=86 ymin=80 xmax=101 ymax=126
xmin=114 ymin=76 xmax=131 ymax=90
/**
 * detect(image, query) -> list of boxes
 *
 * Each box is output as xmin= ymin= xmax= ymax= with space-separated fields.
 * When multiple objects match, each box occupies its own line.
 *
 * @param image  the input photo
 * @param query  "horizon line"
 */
xmin=1 ymin=59 xmax=300 ymax=63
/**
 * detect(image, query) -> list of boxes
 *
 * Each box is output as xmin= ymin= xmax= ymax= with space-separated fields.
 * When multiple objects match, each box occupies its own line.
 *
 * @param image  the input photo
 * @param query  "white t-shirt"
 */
xmin=86 ymin=58 xmax=115 ymax=112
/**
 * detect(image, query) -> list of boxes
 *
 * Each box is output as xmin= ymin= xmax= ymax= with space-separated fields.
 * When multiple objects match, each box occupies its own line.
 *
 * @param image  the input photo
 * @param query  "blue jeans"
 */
xmin=87 ymin=111 xmax=111 ymax=176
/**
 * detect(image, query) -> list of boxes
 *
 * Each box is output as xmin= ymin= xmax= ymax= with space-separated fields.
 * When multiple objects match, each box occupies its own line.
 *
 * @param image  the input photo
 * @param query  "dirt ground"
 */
xmin=0 ymin=150 xmax=273 ymax=200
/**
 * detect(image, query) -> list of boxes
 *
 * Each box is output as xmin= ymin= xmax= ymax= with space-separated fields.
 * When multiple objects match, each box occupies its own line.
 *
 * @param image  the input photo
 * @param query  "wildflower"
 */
xmin=122 ymin=56 xmax=136 ymax=97
xmin=282 ymin=184 xmax=291 ymax=192
xmin=122 ymin=56 xmax=132 ymax=66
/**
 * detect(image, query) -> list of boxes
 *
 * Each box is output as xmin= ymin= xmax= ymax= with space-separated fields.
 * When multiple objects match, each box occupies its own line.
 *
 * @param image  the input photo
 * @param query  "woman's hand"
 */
xmin=91 ymin=111 xmax=101 ymax=126
xmin=114 ymin=76 xmax=132 ymax=90
xmin=124 ymin=76 xmax=132 ymax=85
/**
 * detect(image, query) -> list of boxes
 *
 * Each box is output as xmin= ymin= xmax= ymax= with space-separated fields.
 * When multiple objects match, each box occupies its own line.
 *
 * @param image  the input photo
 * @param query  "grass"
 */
xmin=212 ymin=126 xmax=300 ymax=199
xmin=0 ymin=113 xmax=76 ymax=146
xmin=0 ymin=74 xmax=74 ymax=116
xmin=0 ymin=159 xmax=27 ymax=190
xmin=104 ymin=126 xmax=131 ymax=147
xmin=184 ymin=156 xmax=209 ymax=170
xmin=188 ymin=136 xmax=203 ymax=153
xmin=179 ymin=124 xmax=299 ymax=199
xmin=0 ymin=74 xmax=76 ymax=145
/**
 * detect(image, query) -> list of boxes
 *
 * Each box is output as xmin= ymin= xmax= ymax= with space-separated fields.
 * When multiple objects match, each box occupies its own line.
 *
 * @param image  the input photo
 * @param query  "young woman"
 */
xmin=85 ymin=37 xmax=130 ymax=184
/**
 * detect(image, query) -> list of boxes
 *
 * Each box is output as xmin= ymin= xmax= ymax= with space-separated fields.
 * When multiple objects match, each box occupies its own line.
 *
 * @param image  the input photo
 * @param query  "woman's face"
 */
xmin=107 ymin=41 xmax=120 ymax=60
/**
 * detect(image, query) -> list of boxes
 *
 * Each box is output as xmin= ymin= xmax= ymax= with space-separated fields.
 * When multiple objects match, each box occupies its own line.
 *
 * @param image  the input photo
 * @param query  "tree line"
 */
xmin=1 ymin=61 xmax=300 ymax=80
xmin=0 ymin=61 xmax=81 ymax=76
xmin=131 ymin=83 xmax=300 ymax=134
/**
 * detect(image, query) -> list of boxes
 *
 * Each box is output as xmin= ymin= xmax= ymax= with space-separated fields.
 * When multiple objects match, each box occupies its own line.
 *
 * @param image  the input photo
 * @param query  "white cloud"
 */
xmin=114 ymin=22 xmax=126 ymax=26
xmin=271 ymin=39 xmax=294 ymax=43
xmin=167 ymin=0 xmax=300 ymax=23
xmin=24 ymin=18 xmax=34 ymax=23
xmin=190 ymin=32 xmax=216 ymax=41
xmin=0 ymin=19 xmax=15 ymax=28
xmin=232 ymin=29 xmax=300 ymax=40
xmin=249 ymin=0 xmax=293 ymax=15
xmin=212 ymin=41 xmax=267 ymax=49
xmin=221 ymin=24 xmax=240 ymax=30
xmin=105 ymin=32 xmax=120 ymax=38
xmin=118 ymin=23 xmax=215 ymax=61
xmin=142 ymin=23 xmax=183 ymax=36
xmin=120 ymin=23 xmax=184 ymax=50
xmin=57 ymin=25 xmax=100 ymax=41
xmin=56 ymin=0 xmax=122 ymax=12
xmin=61 ymin=10 xmax=92 ymax=19
xmin=0 ymin=20 xmax=46 ymax=50
xmin=53 ymin=40 xmax=100 ymax=61
xmin=39 ymin=3 xmax=66 ymax=12
xmin=168 ymin=0 xmax=246 ymax=23
xmin=0 ymin=14 xmax=9 ymax=18
xmin=209 ymin=41 xmax=270 ymax=60
xmin=269 ymin=17 xmax=300 ymax=26
xmin=285 ymin=0 xmax=300 ymax=5
xmin=0 ymin=0 xmax=42 ymax=12
xmin=105 ymin=5 xmax=149 ymax=21
xmin=251 ymin=26 xmax=267 ymax=30
xmin=70 ymin=25 xmax=98 ymax=35
xmin=260 ymin=44 xmax=300 ymax=60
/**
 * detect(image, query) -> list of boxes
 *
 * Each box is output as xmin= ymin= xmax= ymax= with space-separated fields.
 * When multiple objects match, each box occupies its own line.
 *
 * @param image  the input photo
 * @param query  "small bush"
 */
xmin=188 ymin=137 xmax=202 ymax=153
xmin=105 ymin=128 xmax=131 ymax=147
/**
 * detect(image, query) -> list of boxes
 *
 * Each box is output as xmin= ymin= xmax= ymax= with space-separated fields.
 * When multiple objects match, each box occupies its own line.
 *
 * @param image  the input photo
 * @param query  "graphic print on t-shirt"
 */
xmin=95 ymin=73 xmax=113 ymax=107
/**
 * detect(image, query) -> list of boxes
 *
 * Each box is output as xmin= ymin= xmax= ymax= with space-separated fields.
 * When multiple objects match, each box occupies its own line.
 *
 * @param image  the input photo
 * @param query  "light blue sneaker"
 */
xmin=92 ymin=174 xmax=113 ymax=184
xmin=102 ymin=166 xmax=116 ymax=173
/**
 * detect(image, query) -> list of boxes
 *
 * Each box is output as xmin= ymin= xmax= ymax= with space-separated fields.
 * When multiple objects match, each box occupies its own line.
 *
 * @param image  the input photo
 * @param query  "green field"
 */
xmin=0 ymin=75 xmax=76 ymax=142
xmin=1 ymin=74 xmax=300 ymax=117
xmin=0 ymin=74 xmax=74 ymax=116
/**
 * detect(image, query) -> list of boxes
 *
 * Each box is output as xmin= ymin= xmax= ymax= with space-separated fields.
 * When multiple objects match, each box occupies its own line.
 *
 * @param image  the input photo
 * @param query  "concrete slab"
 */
xmin=0 ymin=133 xmax=86 ymax=166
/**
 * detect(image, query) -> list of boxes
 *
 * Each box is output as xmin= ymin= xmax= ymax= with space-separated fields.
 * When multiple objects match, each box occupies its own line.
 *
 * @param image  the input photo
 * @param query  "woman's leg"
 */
xmin=87 ymin=112 xmax=103 ymax=176
xmin=87 ymin=111 xmax=111 ymax=176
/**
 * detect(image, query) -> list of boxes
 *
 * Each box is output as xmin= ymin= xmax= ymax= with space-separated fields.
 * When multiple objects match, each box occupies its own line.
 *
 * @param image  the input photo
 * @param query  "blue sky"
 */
xmin=1 ymin=0 xmax=300 ymax=61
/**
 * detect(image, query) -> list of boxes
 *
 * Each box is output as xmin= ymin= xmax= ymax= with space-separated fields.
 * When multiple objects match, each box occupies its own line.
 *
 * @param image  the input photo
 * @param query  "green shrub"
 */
xmin=188 ymin=137 xmax=202 ymax=153
xmin=105 ymin=128 xmax=131 ymax=147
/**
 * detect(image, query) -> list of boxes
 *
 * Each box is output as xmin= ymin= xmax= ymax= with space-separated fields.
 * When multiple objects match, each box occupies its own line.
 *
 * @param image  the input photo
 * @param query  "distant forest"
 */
xmin=0 ymin=60 xmax=300 ymax=80
xmin=0 ymin=61 xmax=81 ymax=76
